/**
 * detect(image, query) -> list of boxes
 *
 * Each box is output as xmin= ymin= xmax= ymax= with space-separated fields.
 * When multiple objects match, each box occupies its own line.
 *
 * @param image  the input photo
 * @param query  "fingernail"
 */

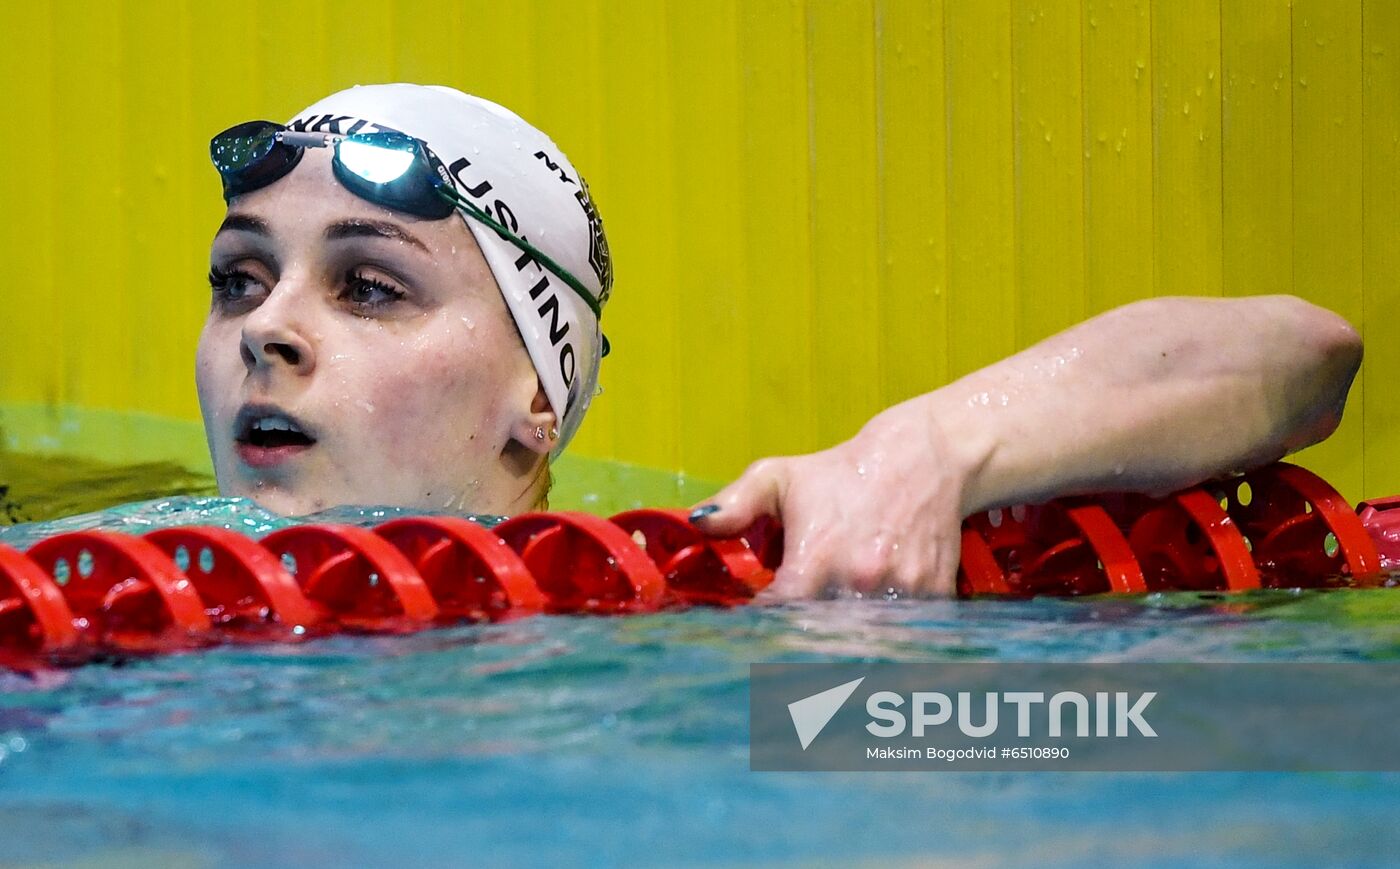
xmin=689 ymin=504 xmax=721 ymax=524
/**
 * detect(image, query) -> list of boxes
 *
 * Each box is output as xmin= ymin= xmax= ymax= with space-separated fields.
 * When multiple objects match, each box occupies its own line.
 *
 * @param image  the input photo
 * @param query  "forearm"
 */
xmin=883 ymin=295 xmax=1361 ymax=515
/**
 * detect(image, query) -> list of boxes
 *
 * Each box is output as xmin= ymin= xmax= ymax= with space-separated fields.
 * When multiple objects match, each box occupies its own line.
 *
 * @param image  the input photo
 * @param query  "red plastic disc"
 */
xmin=957 ymin=526 xmax=1011 ymax=596
xmin=1116 ymin=490 xmax=1259 ymax=592
xmin=0 ymin=542 xmax=79 ymax=655
xmin=1357 ymin=494 xmax=1400 ymax=571
xmin=611 ymin=509 xmax=773 ymax=605
xmin=144 ymin=526 xmax=324 ymax=639
xmin=259 ymin=524 xmax=438 ymax=631
xmin=1225 ymin=463 xmax=1381 ymax=587
xmin=376 ymin=516 xmax=546 ymax=620
xmin=495 ymin=512 xmax=666 ymax=613
xmin=1063 ymin=503 xmax=1148 ymax=594
xmin=960 ymin=503 xmax=1142 ymax=597
xmin=26 ymin=531 xmax=212 ymax=652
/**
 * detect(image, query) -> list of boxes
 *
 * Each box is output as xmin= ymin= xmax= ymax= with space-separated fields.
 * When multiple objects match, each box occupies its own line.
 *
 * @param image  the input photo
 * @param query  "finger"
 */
xmin=923 ymin=532 xmax=962 ymax=598
xmin=754 ymin=557 xmax=829 ymax=602
xmin=689 ymin=458 xmax=788 ymax=537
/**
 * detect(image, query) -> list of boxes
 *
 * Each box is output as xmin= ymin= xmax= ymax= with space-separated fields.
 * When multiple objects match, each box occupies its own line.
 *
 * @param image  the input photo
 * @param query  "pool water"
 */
xmin=1 ymin=466 xmax=1398 ymax=867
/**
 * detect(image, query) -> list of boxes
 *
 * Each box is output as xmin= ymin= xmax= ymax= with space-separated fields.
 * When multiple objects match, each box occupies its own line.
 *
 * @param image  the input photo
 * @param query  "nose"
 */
xmin=240 ymin=282 xmax=317 ymax=376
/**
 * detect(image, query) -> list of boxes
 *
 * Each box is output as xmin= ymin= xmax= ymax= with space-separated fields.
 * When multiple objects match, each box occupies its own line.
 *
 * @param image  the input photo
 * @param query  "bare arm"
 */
xmin=935 ymin=294 xmax=1360 ymax=513
xmin=694 ymin=295 xmax=1361 ymax=597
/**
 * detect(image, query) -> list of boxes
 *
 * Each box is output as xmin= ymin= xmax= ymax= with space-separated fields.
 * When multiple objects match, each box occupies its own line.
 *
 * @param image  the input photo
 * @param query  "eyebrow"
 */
xmin=325 ymin=219 xmax=430 ymax=253
xmin=217 ymin=213 xmax=270 ymax=236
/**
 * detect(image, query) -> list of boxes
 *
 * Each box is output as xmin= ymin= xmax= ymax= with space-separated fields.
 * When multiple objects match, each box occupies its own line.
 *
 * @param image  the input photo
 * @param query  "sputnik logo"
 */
xmin=787 ymin=677 xmax=865 ymax=750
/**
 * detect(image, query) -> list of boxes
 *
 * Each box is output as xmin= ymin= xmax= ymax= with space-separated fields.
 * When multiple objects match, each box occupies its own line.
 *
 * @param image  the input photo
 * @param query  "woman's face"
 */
xmin=197 ymin=147 xmax=552 ymax=516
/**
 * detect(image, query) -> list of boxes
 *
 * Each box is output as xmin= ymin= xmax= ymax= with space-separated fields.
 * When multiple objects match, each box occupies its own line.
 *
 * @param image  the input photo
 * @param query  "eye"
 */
xmin=208 ymin=265 xmax=266 ymax=311
xmin=342 ymin=269 xmax=406 ymax=310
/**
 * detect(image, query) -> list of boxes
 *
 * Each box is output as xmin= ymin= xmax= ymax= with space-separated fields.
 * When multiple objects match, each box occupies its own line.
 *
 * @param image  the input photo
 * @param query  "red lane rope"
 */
xmin=0 ymin=462 xmax=1389 ymax=670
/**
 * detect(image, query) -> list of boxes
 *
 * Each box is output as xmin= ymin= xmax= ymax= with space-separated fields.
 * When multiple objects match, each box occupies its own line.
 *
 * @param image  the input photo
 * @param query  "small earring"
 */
xmin=535 ymin=426 xmax=546 ymax=441
xmin=549 ymin=425 xmax=560 ymax=440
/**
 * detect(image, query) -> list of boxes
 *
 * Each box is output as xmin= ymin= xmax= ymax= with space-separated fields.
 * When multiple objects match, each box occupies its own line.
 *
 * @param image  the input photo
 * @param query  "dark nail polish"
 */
xmin=689 ymin=504 xmax=721 ymax=524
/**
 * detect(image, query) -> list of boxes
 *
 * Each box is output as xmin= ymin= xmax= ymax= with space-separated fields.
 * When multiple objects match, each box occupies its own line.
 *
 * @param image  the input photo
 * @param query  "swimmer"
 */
xmin=199 ymin=83 xmax=608 ymax=517
xmin=692 ymin=295 xmax=1362 ymax=598
xmin=199 ymin=83 xmax=1362 ymax=600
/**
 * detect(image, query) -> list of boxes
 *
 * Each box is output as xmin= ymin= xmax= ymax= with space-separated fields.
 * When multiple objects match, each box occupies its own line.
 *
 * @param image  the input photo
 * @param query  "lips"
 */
xmin=233 ymin=403 xmax=318 ymax=469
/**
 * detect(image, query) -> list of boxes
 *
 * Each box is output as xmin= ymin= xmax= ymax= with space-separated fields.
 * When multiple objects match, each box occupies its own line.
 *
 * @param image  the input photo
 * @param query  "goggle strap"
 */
xmin=434 ymin=187 xmax=607 ymax=326
xmin=439 ymin=188 xmax=611 ymax=359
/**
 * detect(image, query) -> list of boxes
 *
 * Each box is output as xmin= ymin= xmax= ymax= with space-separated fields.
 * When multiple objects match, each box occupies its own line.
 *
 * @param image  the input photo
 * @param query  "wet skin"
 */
xmin=197 ymin=148 xmax=554 ymax=517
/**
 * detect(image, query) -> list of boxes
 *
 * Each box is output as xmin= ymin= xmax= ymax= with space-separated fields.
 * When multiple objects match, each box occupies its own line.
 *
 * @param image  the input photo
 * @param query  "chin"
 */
xmin=221 ymin=478 xmax=328 ymax=517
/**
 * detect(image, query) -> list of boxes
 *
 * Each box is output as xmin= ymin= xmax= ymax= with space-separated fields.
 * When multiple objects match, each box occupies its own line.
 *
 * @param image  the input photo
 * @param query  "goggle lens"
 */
xmin=210 ymin=121 xmax=303 ymax=200
xmin=210 ymin=121 xmax=279 ymax=173
xmin=337 ymin=136 xmax=417 ymax=184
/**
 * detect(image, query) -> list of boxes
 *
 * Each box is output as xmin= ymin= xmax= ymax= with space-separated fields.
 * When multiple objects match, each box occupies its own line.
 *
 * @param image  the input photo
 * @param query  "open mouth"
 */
xmin=234 ymin=406 xmax=318 ymax=465
xmin=242 ymin=416 xmax=315 ymax=448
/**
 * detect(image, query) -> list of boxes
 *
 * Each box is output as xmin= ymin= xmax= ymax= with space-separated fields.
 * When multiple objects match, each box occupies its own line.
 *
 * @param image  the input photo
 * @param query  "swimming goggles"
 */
xmin=209 ymin=120 xmax=607 ymax=326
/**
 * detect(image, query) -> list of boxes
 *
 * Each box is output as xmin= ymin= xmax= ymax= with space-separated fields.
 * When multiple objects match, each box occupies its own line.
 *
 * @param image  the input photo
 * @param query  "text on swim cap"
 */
xmin=446 ymin=156 xmax=578 ymax=400
xmin=287 ymin=114 xmax=407 ymax=137
xmin=533 ymin=151 xmax=613 ymax=303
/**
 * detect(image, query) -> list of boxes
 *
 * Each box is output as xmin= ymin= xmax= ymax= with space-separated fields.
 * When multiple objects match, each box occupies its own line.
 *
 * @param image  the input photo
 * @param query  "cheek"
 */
xmin=353 ymin=342 xmax=500 ymax=453
xmin=195 ymin=324 xmax=236 ymax=407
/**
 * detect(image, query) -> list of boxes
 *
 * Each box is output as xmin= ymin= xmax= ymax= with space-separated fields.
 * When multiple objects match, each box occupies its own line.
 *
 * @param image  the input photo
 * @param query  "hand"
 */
xmin=689 ymin=406 xmax=973 ymax=599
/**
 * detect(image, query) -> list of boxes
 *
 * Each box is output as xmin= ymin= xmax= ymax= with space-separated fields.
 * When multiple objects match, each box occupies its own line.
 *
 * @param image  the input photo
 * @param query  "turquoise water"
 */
xmin=2 ymin=499 xmax=1399 ymax=867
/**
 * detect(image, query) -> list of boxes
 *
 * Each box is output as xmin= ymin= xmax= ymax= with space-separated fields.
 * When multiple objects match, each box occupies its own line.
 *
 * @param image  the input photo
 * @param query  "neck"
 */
xmin=484 ymin=442 xmax=550 ymax=516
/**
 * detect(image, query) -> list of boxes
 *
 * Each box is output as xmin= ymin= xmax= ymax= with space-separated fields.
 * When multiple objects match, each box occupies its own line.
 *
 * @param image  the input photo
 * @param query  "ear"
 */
xmin=508 ymin=378 xmax=559 ymax=457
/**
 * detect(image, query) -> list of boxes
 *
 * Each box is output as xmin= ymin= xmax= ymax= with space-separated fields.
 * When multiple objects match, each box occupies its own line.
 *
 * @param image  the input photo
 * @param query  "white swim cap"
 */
xmin=287 ymin=83 xmax=612 ymax=454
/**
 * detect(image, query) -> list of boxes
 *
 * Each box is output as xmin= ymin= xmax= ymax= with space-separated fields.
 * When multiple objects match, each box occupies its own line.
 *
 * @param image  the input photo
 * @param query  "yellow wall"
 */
xmin=0 ymin=0 xmax=1397 ymax=501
